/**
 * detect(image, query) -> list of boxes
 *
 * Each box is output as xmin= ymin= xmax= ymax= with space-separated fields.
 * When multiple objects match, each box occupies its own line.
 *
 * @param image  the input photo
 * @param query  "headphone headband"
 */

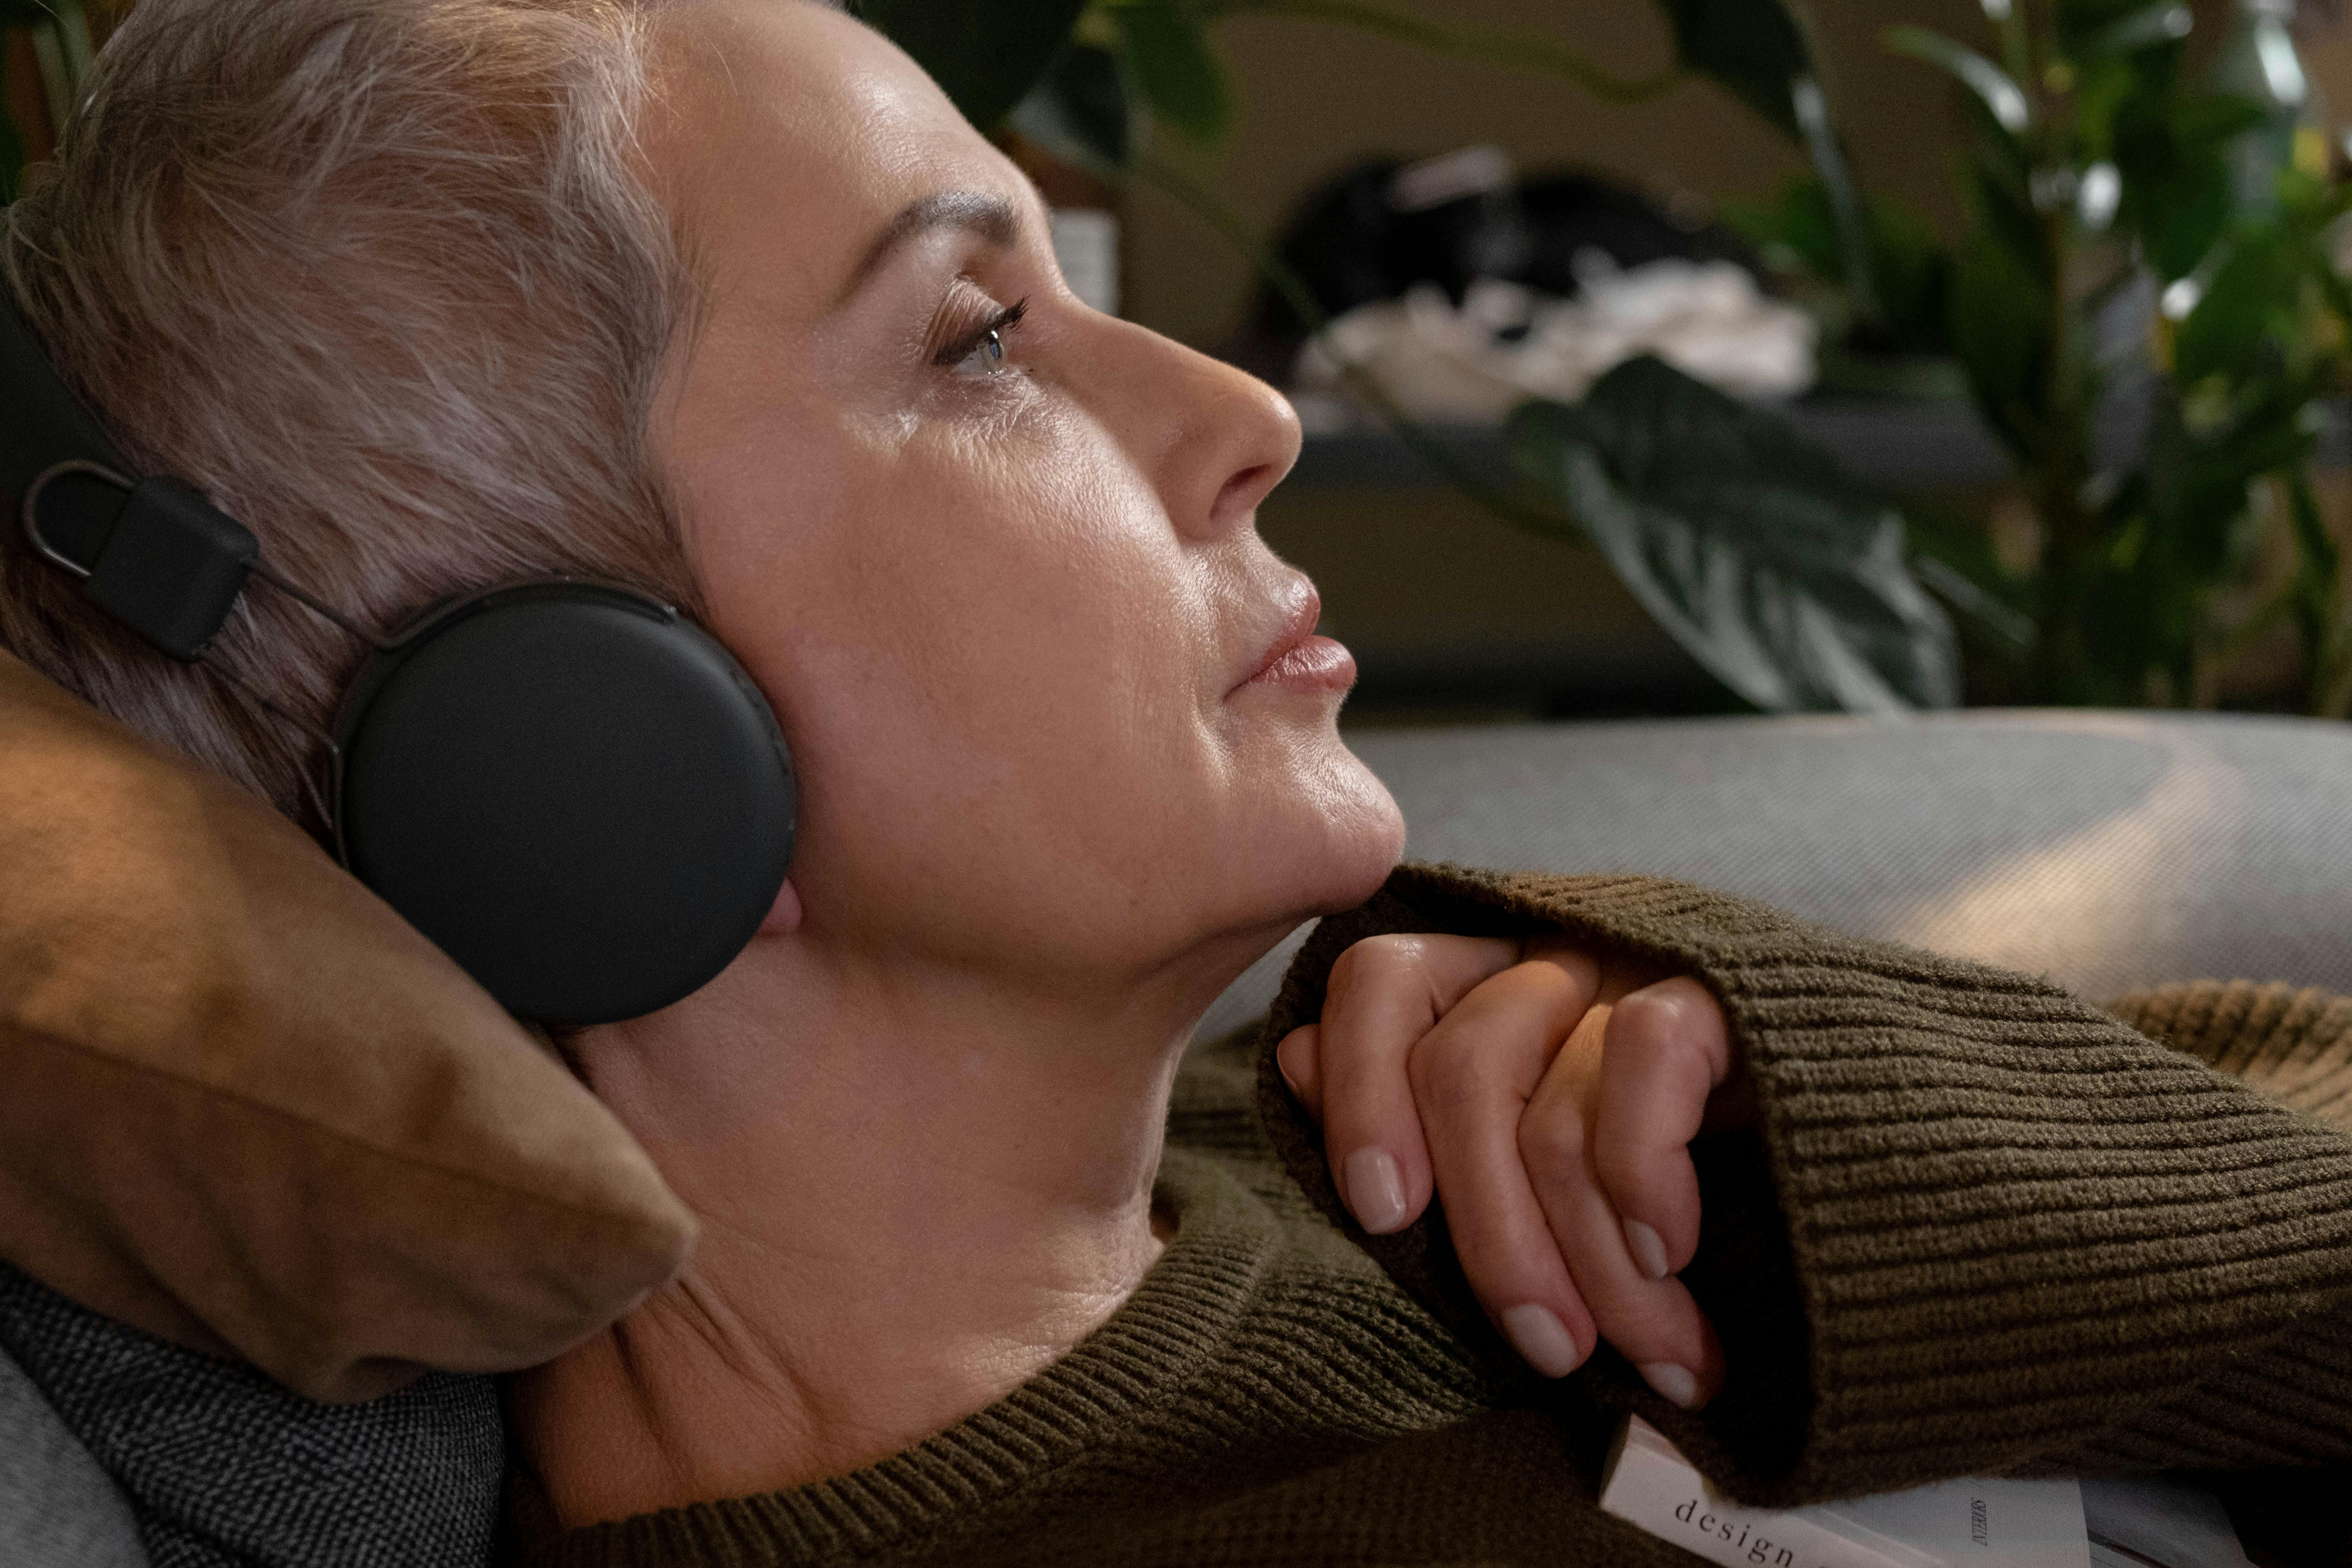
xmin=0 ymin=296 xmax=135 ymax=538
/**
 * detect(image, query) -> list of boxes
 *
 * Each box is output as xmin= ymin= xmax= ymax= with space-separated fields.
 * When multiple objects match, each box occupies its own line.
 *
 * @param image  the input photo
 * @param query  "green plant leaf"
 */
xmin=1903 ymin=505 xmax=2037 ymax=653
xmin=1959 ymin=142 xmax=2041 ymax=288
xmin=1887 ymin=25 xmax=2030 ymax=133
xmin=2172 ymin=93 xmax=2269 ymax=145
xmin=1106 ymin=0 xmax=1232 ymax=144
xmin=1648 ymin=1 xmax=1884 ymax=313
xmin=1946 ymin=230 xmax=2049 ymax=462
xmin=1652 ymin=0 xmax=1811 ymax=140
xmin=1899 ymin=25 xmax=2038 ymax=280
xmin=1506 ymin=359 xmax=1960 ymax=714
xmin=2173 ymin=231 xmax=2292 ymax=383
xmin=1009 ymin=41 xmax=1134 ymax=171
xmin=2059 ymin=0 xmax=2179 ymax=33
xmin=1864 ymin=198 xmax=1956 ymax=355
xmin=1733 ymin=177 xmax=1954 ymax=355
xmin=2071 ymin=53 xmax=2142 ymax=163
xmin=849 ymin=0 xmax=1092 ymax=131
xmin=2067 ymin=2 xmax=2190 ymax=63
xmin=2110 ymin=90 xmax=2258 ymax=278
xmin=2086 ymin=374 xmax=2319 ymax=691
xmin=2154 ymin=374 xmax=2319 ymax=530
xmin=1725 ymin=178 xmax=1846 ymax=281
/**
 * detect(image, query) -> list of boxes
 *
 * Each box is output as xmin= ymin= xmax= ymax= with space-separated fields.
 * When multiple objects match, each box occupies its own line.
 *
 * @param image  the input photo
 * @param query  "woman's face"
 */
xmin=648 ymin=2 xmax=1404 ymax=997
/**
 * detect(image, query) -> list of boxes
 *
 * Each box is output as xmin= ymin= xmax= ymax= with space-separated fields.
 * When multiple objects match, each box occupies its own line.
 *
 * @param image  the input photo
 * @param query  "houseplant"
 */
xmin=1743 ymin=0 xmax=2352 ymax=709
xmin=860 ymin=0 xmax=2352 ymax=717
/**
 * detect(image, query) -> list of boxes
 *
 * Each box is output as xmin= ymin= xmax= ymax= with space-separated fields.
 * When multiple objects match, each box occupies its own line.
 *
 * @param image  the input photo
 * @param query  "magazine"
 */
xmin=1598 ymin=1415 xmax=2251 ymax=1568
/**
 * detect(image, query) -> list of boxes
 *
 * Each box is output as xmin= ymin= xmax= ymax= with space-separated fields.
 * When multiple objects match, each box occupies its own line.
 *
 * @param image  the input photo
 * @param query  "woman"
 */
xmin=7 ymin=2 xmax=2352 ymax=1564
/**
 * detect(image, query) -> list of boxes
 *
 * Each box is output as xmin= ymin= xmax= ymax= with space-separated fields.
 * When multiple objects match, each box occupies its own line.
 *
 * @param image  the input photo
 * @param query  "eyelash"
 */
xmin=931 ymin=297 xmax=1029 ymax=375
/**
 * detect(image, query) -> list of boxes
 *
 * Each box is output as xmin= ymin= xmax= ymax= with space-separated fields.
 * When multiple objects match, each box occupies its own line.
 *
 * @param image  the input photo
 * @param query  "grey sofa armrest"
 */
xmin=0 ymin=1344 xmax=146 ymax=1568
xmin=1202 ymin=710 xmax=2352 ymax=1038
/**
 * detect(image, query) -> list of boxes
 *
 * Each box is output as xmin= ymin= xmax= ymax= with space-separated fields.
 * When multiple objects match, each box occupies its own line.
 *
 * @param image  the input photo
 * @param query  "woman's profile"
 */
xmin=6 ymin=2 xmax=2352 ymax=1565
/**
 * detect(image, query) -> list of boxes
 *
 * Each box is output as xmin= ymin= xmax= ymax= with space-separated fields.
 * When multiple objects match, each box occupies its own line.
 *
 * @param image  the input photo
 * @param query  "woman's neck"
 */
xmin=505 ymin=933 xmax=1226 ymax=1528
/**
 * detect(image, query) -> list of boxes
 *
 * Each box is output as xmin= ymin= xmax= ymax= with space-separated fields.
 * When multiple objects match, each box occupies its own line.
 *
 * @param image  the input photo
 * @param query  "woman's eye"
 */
xmin=933 ymin=297 xmax=1028 ymax=380
xmin=954 ymin=327 xmax=1009 ymax=377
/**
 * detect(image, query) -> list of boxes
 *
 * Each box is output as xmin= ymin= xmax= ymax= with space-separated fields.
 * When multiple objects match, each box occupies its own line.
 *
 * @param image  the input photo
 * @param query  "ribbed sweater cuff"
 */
xmin=1258 ymin=864 xmax=2352 ymax=1504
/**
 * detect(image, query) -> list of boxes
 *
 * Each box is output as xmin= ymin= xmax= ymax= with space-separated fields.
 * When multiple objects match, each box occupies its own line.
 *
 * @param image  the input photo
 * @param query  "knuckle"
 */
xmin=1498 ymin=959 xmax=1572 ymax=1007
xmin=1405 ymin=1028 xmax=1482 ymax=1111
xmin=1617 ymin=977 xmax=1729 ymax=1069
xmin=1657 ymin=974 xmax=1720 ymax=1023
xmin=1323 ymin=946 xmax=1364 ymax=1003
xmin=1593 ymin=1141 xmax=1648 ymax=1199
xmin=1521 ymin=939 xmax=1600 ymax=988
xmin=1355 ymin=933 xmax=1424 ymax=970
xmin=1611 ymin=985 xmax=1679 ymax=1040
xmin=1516 ymin=1104 xmax=1586 ymax=1180
xmin=1675 ymin=980 xmax=1731 ymax=1042
xmin=1328 ymin=935 xmax=1418 ymax=999
xmin=1615 ymin=980 xmax=1709 ymax=1051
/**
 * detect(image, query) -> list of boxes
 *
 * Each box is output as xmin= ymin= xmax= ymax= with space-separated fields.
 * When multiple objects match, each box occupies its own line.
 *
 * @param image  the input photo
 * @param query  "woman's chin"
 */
xmin=1236 ymin=740 xmax=1405 ymax=919
xmin=1322 ymin=767 xmax=1409 ymax=906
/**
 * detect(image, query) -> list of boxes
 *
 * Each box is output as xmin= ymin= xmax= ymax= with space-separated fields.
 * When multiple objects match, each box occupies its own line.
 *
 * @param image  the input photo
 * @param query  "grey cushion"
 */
xmin=0 ymin=1263 xmax=501 ymax=1568
xmin=0 ymin=1340 xmax=147 ymax=1568
xmin=1201 ymin=709 xmax=2352 ymax=1037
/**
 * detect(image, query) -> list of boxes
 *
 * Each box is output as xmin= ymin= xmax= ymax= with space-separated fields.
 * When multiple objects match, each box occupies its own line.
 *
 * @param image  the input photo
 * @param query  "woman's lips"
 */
xmin=1235 ymin=580 xmax=1357 ymax=695
xmin=1248 ymin=633 xmax=1357 ymax=693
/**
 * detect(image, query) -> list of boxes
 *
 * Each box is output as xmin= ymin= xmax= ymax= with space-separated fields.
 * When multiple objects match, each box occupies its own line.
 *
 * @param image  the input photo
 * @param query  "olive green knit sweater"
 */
xmin=512 ymin=867 xmax=2352 ymax=1568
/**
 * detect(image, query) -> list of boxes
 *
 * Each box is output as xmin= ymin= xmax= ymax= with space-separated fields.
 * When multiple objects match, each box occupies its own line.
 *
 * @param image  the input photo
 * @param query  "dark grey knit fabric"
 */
xmin=0 ymin=1338 xmax=147 ymax=1567
xmin=0 ymin=1263 xmax=501 ymax=1568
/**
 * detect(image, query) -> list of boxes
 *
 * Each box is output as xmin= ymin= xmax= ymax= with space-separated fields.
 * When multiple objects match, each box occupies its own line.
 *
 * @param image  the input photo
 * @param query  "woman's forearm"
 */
xmin=1258 ymin=864 xmax=2352 ymax=1505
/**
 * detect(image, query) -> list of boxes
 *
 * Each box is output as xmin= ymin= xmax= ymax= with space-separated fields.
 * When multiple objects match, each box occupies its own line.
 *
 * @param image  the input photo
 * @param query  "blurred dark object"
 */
xmin=1225 ymin=148 xmax=1756 ymax=383
xmin=1517 ymin=173 xmax=1751 ymax=296
xmin=2214 ymin=1467 xmax=2352 ymax=1568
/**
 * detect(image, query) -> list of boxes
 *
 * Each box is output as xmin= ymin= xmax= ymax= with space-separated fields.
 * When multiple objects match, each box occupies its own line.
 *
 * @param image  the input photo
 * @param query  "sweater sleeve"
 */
xmin=2109 ymin=980 xmax=2352 ymax=1133
xmin=1254 ymin=865 xmax=2352 ymax=1508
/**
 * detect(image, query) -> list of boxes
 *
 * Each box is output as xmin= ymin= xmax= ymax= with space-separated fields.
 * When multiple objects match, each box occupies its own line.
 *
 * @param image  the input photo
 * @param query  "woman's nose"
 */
xmin=1087 ymin=316 xmax=1302 ymax=544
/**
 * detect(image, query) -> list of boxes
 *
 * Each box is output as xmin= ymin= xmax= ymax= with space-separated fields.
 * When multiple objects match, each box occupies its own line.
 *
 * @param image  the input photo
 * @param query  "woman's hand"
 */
xmin=1275 ymin=933 xmax=1752 ymax=1411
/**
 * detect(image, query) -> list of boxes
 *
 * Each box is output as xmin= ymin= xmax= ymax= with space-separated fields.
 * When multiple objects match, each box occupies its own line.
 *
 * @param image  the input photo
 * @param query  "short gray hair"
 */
xmin=1 ymin=0 xmax=701 ymax=836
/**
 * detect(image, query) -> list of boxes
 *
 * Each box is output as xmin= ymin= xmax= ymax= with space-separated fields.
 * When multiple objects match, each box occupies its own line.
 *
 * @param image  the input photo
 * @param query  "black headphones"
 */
xmin=0 ymin=297 xmax=797 ymax=1025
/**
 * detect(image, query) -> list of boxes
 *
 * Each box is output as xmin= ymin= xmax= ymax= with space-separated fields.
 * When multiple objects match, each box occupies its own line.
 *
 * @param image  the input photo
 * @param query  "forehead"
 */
xmin=646 ymin=1 xmax=1017 ymax=301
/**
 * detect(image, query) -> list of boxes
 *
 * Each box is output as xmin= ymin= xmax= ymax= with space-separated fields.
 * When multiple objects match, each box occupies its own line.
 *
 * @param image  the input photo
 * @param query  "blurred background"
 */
xmin=1123 ymin=3 xmax=2352 ymax=335
xmin=1050 ymin=0 xmax=2352 ymax=725
xmin=18 ymin=0 xmax=2352 ymax=727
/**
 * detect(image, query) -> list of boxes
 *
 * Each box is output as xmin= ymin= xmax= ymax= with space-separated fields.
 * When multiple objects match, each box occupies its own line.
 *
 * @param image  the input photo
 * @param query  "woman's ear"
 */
xmin=760 ymin=877 xmax=804 ymax=936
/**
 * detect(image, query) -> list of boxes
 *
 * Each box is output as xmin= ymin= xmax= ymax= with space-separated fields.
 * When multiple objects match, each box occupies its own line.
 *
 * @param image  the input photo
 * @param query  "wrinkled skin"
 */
xmin=510 ymin=0 xmax=1739 ymax=1528
xmin=658 ymin=4 xmax=1402 ymax=992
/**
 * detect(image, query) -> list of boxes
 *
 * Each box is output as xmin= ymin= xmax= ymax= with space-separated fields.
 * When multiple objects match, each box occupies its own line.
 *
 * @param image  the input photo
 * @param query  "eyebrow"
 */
xmin=840 ymin=189 xmax=1020 ymax=302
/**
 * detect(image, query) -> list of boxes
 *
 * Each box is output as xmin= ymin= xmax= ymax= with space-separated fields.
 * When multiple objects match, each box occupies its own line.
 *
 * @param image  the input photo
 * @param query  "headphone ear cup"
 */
xmin=336 ymin=584 xmax=795 ymax=1024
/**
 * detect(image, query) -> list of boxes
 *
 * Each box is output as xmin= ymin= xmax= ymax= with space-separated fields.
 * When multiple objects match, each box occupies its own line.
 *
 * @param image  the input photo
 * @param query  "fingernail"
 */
xmin=1275 ymin=1049 xmax=1302 ymax=1099
xmin=1622 ymin=1218 xmax=1671 ymax=1281
xmin=1343 ymin=1147 xmax=1409 ymax=1234
xmin=1501 ymin=1303 xmax=1584 ymax=1378
xmin=1640 ymin=1361 xmax=1701 ymax=1410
